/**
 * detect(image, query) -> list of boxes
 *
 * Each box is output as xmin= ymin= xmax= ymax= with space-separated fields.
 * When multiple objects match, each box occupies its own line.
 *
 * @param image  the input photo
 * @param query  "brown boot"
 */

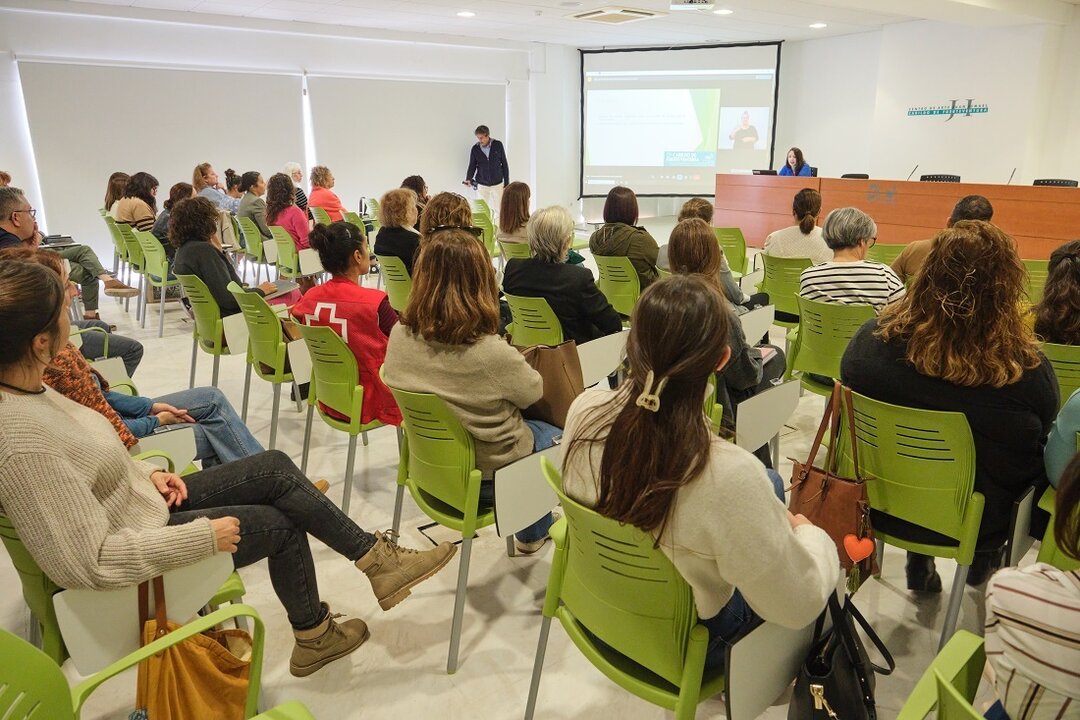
xmin=290 ymin=603 xmax=369 ymax=677
xmin=355 ymin=531 xmax=457 ymax=611
xmin=102 ymin=277 xmax=139 ymax=298
xmin=312 ymin=479 xmax=330 ymax=494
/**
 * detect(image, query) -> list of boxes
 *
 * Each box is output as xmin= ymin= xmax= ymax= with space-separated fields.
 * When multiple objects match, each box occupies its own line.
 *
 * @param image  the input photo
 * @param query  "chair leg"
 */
xmin=361 ymin=430 xmax=369 ymax=447
xmin=139 ymin=283 xmax=148 ymax=328
xmin=523 ymin=615 xmax=553 ymax=720
xmin=158 ymin=289 xmax=166 ymax=337
xmin=770 ymin=432 xmax=780 ymax=470
xmin=211 ymin=354 xmax=221 ymax=388
xmin=342 ymin=434 xmax=358 ymax=516
xmin=189 ymin=338 xmax=198 ymax=389
xmin=873 ymin=540 xmax=885 ymax=579
xmin=26 ymin=610 xmax=41 ymax=648
xmin=939 ymin=562 xmax=969 ymax=651
xmin=254 ymin=261 xmax=261 ymax=286
xmin=506 ymin=535 xmax=516 ymax=557
xmin=269 ymin=383 xmax=282 ymax=450
xmin=301 ymin=403 xmax=314 ymax=475
xmin=447 ymin=536 xmax=473 ymax=674
xmin=293 ymin=382 xmax=303 ymax=413
xmin=136 ymin=275 xmax=144 ymax=322
xmin=241 ymin=363 xmax=252 ymax=423
xmin=392 ymin=484 xmax=405 ymax=538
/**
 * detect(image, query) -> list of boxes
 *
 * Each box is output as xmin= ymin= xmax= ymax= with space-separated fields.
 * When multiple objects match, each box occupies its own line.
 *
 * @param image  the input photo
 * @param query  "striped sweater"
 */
xmin=799 ymin=259 xmax=905 ymax=312
xmin=985 ymin=563 xmax=1080 ymax=719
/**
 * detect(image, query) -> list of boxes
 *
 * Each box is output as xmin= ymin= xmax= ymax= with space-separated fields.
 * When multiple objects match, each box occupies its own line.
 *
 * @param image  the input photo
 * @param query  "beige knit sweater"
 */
xmin=0 ymin=388 xmax=217 ymax=590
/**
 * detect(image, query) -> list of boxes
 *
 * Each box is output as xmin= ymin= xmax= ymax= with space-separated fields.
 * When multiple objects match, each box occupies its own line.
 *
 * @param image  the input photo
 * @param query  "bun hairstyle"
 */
xmin=309 ymin=221 xmax=366 ymax=276
xmin=224 ymin=169 xmax=240 ymax=192
xmin=164 ymin=182 xmax=194 ymax=212
xmin=239 ymin=171 xmax=261 ymax=193
xmin=793 ymin=188 xmax=822 ymax=235
xmin=0 ymin=258 xmax=67 ymax=367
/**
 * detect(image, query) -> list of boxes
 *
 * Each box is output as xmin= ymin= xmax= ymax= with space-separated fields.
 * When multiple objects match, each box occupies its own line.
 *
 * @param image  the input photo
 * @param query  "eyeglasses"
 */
xmin=13 ymin=208 xmax=36 ymax=219
xmin=868 ymin=236 xmax=877 ymax=248
xmin=429 ymin=224 xmax=484 ymax=238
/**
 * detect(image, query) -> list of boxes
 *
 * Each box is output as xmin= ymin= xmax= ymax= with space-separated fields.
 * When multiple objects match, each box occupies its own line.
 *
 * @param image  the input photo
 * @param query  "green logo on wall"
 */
xmin=907 ymin=99 xmax=989 ymax=121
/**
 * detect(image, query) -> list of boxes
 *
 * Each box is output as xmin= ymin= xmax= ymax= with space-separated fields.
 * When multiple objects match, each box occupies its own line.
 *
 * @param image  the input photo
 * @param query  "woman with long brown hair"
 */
xmin=841 ymin=220 xmax=1058 ymax=590
xmin=1034 ymin=239 xmax=1080 ymax=345
xmin=266 ymin=172 xmax=310 ymax=251
xmin=497 ymin=181 xmax=531 ymax=244
xmin=382 ymin=228 xmax=557 ymax=553
xmin=103 ymin=171 xmax=129 ymax=215
xmin=561 ymin=275 xmax=838 ymax=669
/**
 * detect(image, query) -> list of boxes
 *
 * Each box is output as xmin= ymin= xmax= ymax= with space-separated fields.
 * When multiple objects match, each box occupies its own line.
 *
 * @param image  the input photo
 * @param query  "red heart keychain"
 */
xmin=844 ymin=534 xmax=875 ymax=563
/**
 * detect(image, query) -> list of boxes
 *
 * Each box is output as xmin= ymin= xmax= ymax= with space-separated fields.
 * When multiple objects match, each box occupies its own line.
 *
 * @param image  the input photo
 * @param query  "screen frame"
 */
xmin=579 ymin=41 xmax=784 ymax=199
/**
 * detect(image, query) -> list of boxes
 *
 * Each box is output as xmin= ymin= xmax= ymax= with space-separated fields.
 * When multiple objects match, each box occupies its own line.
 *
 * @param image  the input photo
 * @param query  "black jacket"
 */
xmin=466 ymin=139 xmax=509 ymax=187
xmin=373 ymin=226 xmax=421 ymax=278
xmin=173 ymin=240 xmax=262 ymax=317
xmin=502 ymin=258 xmax=622 ymax=345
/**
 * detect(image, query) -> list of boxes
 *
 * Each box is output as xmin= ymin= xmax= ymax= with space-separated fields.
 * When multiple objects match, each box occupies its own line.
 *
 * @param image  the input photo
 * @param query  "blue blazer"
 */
xmin=779 ymin=164 xmax=813 ymax=177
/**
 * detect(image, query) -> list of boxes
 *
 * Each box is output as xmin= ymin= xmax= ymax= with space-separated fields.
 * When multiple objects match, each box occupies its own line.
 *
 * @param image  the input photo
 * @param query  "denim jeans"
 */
xmin=154 ymin=387 xmax=264 ymax=465
xmin=478 ymin=419 xmax=561 ymax=544
xmin=73 ymin=320 xmax=144 ymax=376
xmin=168 ymin=450 xmax=377 ymax=630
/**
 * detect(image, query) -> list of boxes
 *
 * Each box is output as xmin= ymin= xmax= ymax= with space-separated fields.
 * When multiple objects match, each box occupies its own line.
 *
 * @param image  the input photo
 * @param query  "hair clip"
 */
xmin=635 ymin=370 xmax=668 ymax=413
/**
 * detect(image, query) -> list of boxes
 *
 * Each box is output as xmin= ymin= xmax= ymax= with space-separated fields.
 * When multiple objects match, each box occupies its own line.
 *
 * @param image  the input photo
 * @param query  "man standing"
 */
xmin=463 ymin=125 xmax=509 ymax=223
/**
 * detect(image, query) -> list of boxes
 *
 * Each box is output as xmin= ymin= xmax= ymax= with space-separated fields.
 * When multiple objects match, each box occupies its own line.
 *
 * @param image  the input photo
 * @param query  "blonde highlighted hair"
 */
xmin=419 ymin=192 xmax=473 ymax=237
xmin=379 ymin=188 xmax=418 ymax=229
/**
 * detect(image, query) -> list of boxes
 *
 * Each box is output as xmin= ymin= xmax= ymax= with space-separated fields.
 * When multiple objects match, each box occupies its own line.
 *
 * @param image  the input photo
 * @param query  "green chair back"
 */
xmin=1042 ymin=342 xmax=1080 ymax=411
xmin=176 ymin=274 xmax=227 ymax=356
xmin=791 ymin=297 xmax=875 ymax=393
xmin=0 ymin=515 xmax=67 ymax=666
xmin=310 ymin=207 xmax=333 ymax=226
xmin=1023 ymin=259 xmax=1049 ymax=304
xmin=270 ymin=226 xmax=301 ymax=278
xmin=934 ymin=671 xmax=982 ymax=720
xmin=1036 ymin=486 xmax=1080 ymax=571
xmin=366 ymin=198 xmax=382 ymax=233
xmin=594 ymin=255 xmax=641 ymax=316
xmin=227 ymin=282 xmax=291 ymax=383
xmin=134 ymin=230 xmax=175 ymax=288
xmin=294 ymin=323 xmax=365 ymax=434
xmin=474 ymin=198 xmax=493 ymax=222
xmin=103 ymin=216 xmax=128 ymax=264
xmin=757 ymin=254 xmax=812 ymax=323
xmin=342 ymin=211 xmax=368 ymax=238
xmin=505 ymin=294 xmax=564 ymax=347
xmin=472 ymin=211 xmax=498 ymax=258
xmin=714 ymin=227 xmax=748 ymax=276
xmin=896 ymin=630 xmax=985 ymax=720
xmin=378 ymin=255 xmax=413 ymax=313
xmin=498 ymin=240 xmax=532 ymax=260
xmin=866 ymin=243 xmax=906 ymax=266
xmin=0 ymin=628 xmax=75 ymax=718
xmin=115 ymin=221 xmax=144 ymax=272
xmin=539 ymin=457 xmax=719 ymax=698
xmin=837 ymin=389 xmax=983 ymax=563
xmin=236 ymin=217 xmax=265 ymax=263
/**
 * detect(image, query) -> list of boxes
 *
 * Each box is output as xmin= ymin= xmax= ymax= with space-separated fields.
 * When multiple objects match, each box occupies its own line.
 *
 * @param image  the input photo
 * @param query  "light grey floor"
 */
xmin=1 ymin=249 xmax=1009 ymax=718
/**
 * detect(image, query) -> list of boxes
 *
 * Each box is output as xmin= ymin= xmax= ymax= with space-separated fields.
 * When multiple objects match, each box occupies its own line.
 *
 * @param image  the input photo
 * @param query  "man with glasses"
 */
xmin=463 ymin=124 xmax=509 ymax=225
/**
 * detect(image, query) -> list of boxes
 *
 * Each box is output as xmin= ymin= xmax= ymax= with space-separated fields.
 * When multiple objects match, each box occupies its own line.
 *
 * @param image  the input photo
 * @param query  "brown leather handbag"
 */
xmin=789 ymin=382 xmax=877 ymax=583
xmin=518 ymin=340 xmax=585 ymax=429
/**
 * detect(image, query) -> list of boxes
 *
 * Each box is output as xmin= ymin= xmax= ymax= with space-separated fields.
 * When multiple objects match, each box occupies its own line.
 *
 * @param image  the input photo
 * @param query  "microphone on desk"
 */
xmin=906 ymin=164 xmax=919 ymax=181
xmin=1006 ymin=168 xmax=1016 ymax=185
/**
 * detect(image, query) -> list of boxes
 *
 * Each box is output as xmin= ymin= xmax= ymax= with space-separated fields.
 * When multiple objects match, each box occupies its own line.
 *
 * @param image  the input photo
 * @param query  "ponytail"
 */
xmin=792 ymin=188 xmax=822 ymax=236
xmin=799 ymin=213 xmax=816 ymax=234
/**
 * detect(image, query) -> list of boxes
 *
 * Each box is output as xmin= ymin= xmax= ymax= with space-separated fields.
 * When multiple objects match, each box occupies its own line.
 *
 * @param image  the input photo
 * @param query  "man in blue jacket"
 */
xmin=463 ymin=124 xmax=509 ymax=223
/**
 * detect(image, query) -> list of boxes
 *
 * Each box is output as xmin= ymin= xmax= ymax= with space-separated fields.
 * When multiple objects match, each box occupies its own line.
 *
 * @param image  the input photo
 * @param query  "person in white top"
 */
xmin=560 ymin=274 xmax=839 ymax=669
xmin=764 ymin=188 xmax=832 ymax=265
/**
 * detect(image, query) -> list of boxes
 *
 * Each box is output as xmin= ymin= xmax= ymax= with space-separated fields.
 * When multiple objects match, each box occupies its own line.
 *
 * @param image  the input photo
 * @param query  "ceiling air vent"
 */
xmin=568 ymin=6 xmax=665 ymax=24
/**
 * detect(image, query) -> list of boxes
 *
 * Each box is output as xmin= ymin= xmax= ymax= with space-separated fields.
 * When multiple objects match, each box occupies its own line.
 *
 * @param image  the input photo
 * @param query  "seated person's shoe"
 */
xmin=102 ymin=277 xmax=139 ymax=297
xmin=965 ymin=549 xmax=1003 ymax=587
xmin=514 ymin=512 xmax=561 ymax=555
xmin=355 ymin=531 xmax=457 ymax=611
xmin=290 ymin=603 xmax=369 ymax=677
xmin=905 ymin=551 xmax=942 ymax=593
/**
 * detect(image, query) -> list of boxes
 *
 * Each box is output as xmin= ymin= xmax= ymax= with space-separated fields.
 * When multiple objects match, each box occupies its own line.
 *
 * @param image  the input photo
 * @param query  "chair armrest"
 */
xmin=895 ymin=630 xmax=985 ymax=720
xmin=70 ymin=326 xmax=109 ymax=359
xmin=131 ymin=450 xmax=176 ymax=473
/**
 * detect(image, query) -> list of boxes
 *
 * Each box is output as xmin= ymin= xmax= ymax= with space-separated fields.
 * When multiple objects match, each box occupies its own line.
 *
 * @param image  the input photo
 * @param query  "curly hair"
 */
xmin=168 ymin=196 xmax=219 ymax=248
xmin=419 ymin=192 xmax=473 ymax=237
xmin=380 ymin=188 xmax=417 ymax=229
xmin=265 ymin=173 xmax=296 ymax=224
xmin=309 ymin=165 xmax=333 ymax=189
xmin=875 ymin=220 xmax=1041 ymax=388
xmin=1034 ymin=240 xmax=1080 ymax=345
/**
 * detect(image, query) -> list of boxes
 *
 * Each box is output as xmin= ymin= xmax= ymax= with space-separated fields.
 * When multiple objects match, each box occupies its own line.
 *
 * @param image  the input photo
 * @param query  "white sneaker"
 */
xmin=514 ymin=512 xmax=561 ymax=555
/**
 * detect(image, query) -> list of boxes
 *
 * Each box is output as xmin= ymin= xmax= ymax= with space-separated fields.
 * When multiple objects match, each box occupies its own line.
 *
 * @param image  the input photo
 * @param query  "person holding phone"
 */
xmin=464 ymin=124 xmax=509 ymax=224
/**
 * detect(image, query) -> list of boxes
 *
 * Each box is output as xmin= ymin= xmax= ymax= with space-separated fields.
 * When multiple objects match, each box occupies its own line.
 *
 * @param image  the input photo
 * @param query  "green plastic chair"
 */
xmin=1042 ymin=342 xmax=1080 ymax=411
xmin=365 ymin=197 xmax=382 ymax=233
xmin=103 ymin=215 xmax=128 ymax=279
xmin=134 ymin=230 xmax=180 ymax=337
xmin=310 ymin=206 xmax=333 ymax=226
xmin=789 ymin=297 xmax=875 ymax=395
xmin=714 ymin=227 xmax=748 ymax=276
xmin=237 ymin=216 xmax=268 ymax=285
xmin=69 ymin=324 xmax=109 ymax=361
xmin=474 ymin=198 xmax=493 ymax=223
xmin=228 ymin=282 xmax=298 ymax=450
xmin=472 ymin=210 xmax=498 ymax=260
xmin=525 ymin=457 xmax=722 ymax=720
xmin=0 ymin=605 xmax=315 ymax=720
xmin=270 ymin=226 xmax=302 ymax=280
xmin=504 ymin=294 xmax=564 ymax=347
xmin=342 ymin=210 xmax=368 ymax=238
xmin=895 ymin=630 xmax=985 ymax=720
xmin=384 ymin=383 xmax=509 ymax=674
xmin=935 ymin=670 xmax=982 ymax=720
xmin=594 ymin=254 xmax=641 ymax=316
xmin=378 ymin=254 xmax=413 ymax=313
xmin=867 ymin=243 xmax=906 ymax=266
xmin=296 ymin=323 xmax=387 ymax=515
xmin=1036 ymin=486 xmax=1080 ymax=571
xmin=176 ymin=274 xmax=230 ymax=388
xmin=0 ymin=515 xmax=67 ymax=666
xmin=1023 ymin=259 xmax=1049 ymax=304
xmin=498 ymin=239 xmax=532 ymax=260
xmin=115 ymin=222 xmax=146 ymax=318
xmin=835 ymin=389 xmax=983 ymax=651
xmin=757 ymin=254 xmax=813 ymax=330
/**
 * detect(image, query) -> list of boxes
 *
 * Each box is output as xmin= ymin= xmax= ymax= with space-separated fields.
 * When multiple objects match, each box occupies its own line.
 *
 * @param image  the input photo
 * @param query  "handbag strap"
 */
xmin=846 ymin=597 xmax=895 ymax=675
xmin=803 ymin=382 xmax=841 ymax=472
xmin=138 ymin=576 xmax=170 ymax=645
xmin=840 ymin=386 xmax=863 ymax=481
xmin=828 ymin=594 xmax=879 ymax=719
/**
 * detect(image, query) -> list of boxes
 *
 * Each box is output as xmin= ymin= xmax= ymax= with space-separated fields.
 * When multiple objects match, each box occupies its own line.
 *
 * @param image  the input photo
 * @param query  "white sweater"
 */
xmin=561 ymin=388 xmax=839 ymax=621
xmin=764 ymin=225 xmax=833 ymax=266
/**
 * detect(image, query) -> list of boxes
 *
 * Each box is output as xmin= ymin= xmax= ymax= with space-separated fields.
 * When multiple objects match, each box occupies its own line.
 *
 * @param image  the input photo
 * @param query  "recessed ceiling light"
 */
xmin=457 ymin=10 xmax=476 ymax=17
xmin=713 ymin=8 xmax=733 ymax=14
xmin=809 ymin=22 xmax=827 ymax=28
xmin=559 ymin=1 xmax=582 ymax=6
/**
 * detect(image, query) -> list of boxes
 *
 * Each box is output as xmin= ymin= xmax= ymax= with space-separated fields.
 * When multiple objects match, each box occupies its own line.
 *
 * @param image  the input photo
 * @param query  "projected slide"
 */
xmin=582 ymin=44 xmax=780 ymax=196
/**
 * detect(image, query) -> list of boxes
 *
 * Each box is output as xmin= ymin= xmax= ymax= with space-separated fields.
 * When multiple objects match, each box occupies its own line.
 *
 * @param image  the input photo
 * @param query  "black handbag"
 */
xmin=788 ymin=594 xmax=894 ymax=720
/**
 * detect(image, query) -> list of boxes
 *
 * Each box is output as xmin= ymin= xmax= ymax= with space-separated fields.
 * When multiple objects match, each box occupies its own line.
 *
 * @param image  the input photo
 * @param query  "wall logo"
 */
xmin=907 ymin=99 xmax=989 ymax=121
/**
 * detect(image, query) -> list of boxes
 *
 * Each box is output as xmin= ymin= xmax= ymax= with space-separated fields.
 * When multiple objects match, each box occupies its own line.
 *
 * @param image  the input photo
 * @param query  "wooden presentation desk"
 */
xmin=713 ymin=174 xmax=1080 ymax=259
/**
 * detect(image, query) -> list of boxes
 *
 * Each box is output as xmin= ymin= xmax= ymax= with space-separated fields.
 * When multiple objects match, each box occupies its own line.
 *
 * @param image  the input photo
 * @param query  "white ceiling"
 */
xmin=55 ymin=0 xmax=1080 ymax=47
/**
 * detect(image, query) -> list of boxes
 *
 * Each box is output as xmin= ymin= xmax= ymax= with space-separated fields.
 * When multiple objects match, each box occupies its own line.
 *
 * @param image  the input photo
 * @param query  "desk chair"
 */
xmin=920 ymin=174 xmax=961 ymax=183
xmin=1033 ymin=178 xmax=1078 ymax=187
xmin=841 ymin=173 xmax=869 ymax=179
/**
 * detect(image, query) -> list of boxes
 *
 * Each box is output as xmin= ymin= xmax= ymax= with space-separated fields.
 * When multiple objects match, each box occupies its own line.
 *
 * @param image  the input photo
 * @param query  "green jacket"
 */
xmin=589 ymin=222 xmax=660 ymax=289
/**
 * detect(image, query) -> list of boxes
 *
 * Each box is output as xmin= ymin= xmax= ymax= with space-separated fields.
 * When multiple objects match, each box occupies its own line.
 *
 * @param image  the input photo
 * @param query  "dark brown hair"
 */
xmin=787 ymin=147 xmax=806 ymax=175
xmin=793 ymin=188 xmax=821 ymax=234
xmin=1056 ymin=453 xmax=1080 ymax=561
xmin=400 ymin=228 xmax=500 ymax=345
xmin=122 ymin=172 xmax=159 ymax=214
xmin=1034 ymin=240 xmax=1080 ymax=345
xmin=164 ymin=182 xmax=194 ymax=212
xmin=678 ymin=198 xmax=713 ymax=224
xmin=419 ymin=192 xmax=473 ymax=237
xmin=668 ymin=218 xmax=721 ymax=284
xmin=265 ymin=173 xmax=296 ymax=224
xmin=400 ymin=176 xmax=428 ymax=204
xmin=239 ymin=171 xmax=261 ymax=193
xmin=309 ymin=221 xmax=366 ymax=276
xmin=168 ymin=197 xmax=218 ymax=248
xmin=603 ymin=186 xmax=639 ymax=226
xmin=104 ymin=171 xmax=129 ymax=209
xmin=564 ymin=275 xmax=730 ymax=537
xmin=0 ymin=257 xmax=67 ymax=366
xmin=876 ymin=220 xmax=1041 ymax=388
xmin=499 ymin=181 xmax=531 ymax=235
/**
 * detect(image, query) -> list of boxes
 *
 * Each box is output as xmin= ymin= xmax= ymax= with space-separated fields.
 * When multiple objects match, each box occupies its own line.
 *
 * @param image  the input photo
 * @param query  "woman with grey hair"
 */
xmin=283 ymin=162 xmax=308 ymax=212
xmin=799 ymin=206 xmax=905 ymax=312
xmin=502 ymin=206 xmax=622 ymax=344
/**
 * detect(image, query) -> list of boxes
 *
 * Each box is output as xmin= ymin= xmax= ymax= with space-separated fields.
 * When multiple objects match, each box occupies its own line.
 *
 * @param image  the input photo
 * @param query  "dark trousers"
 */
xmin=73 ymin=320 xmax=144 ymax=376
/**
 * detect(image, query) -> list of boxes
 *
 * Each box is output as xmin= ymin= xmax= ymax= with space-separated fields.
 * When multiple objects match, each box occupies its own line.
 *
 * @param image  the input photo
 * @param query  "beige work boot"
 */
xmin=290 ymin=603 xmax=369 ymax=677
xmin=312 ymin=479 xmax=330 ymax=494
xmin=355 ymin=531 xmax=457 ymax=611
xmin=102 ymin=277 xmax=139 ymax=298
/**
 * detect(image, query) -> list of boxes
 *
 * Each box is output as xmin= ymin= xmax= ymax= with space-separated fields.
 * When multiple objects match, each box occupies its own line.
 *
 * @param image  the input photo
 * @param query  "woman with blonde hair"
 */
xmin=373 ymin=188 xmax=421 ymax=277
xmin=192 ymin=162 xmax=239 ymax=213
xmin=418 ymin=192 xmax=474 ymax=238
xmin=308 ymin=165 xmax=345 ymax=222
xmin=841 ymin=220 xmax=1058 ymax=590
xmin=382 ymin=228 xmax=557 ymax=553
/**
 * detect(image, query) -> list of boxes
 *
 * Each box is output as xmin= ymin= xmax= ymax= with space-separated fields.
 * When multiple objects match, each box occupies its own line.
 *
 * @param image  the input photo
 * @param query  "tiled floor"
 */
xmin=0 ymin=248 xmax=1012 ymax=719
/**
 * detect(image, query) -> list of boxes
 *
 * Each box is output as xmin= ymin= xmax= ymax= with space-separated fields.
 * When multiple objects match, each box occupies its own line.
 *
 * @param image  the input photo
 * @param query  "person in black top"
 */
xmin=502 ymin=206 xmax=621 ymax=345
xmin=464 ymin=124 xmax=509 ymax=224
xmin=373 ymin=188 xmax=421 ymax=278
xmin=840 ymin=220 xmax=1058 ymax=591
xmin=728 ymin=111 xmax=759 ymax=147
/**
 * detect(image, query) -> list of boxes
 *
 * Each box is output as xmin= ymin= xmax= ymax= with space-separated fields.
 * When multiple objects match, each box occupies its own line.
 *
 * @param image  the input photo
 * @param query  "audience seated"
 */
xmin=841 ymin=220 xmax=1058 ymax=589
xmin=561 ymin=274 xmax=838 ymax=669
xmin=0 ymin=258 xmax=457 ymax=677
xmin=764 ymin=188 xmax=831 ymax=265
xmin=400 ymin=175 xmax=429 ymax=223
xmin=237 ymin=171 xmax=272 ymax=241
xmin=589 ymin=185 xmax=660 ymax=290
xmin=193 ymin=162 xmax=240 ymax=214
xmin=113 ymin=171 xmax=158 ymax=232
xmin=382 ymin=228 xmax=556 ymax=553
xmin=418 ymin=191 xmax=474 ymax=240
xmin=984 ymin=452 xmax=1080 ymax=720
xmin=497 ymin=181 xmax=531 ymax=244
xmin=291 ymin=221 xmax=401 ymax=427
xmin=104 ymin=171 xmax=129 ymax=216
xmin=224 ymin=168 xmax=243 ymax=200
xmin=0 ymin=170 xmax=10 ymax=187
xmin=171 ymin=196 xmax=281 ymax=316
xmin=266 ymin=173 xmax=310 ymax=250
xmin=1034 ymin=239 xmax=1080 ymax=344
xmin=284 ymin=162 xmax=308 ymax=212
xmin=502 ymin=206 xmax=622 ymax=344
xmin=308 ymin=165 xmax=345 ymax=222
xmin=800 ymin=207 xmax=905 ymax=311
xmin=151 ymin=182 xmax=194 ymax=261
xmin=1046 ymin=390 xmax=1080 ymax=488
xmin=373 ymin=188 xmax=421 ymax=276
xmin=892 ymin=195 xmax=993 ymax=284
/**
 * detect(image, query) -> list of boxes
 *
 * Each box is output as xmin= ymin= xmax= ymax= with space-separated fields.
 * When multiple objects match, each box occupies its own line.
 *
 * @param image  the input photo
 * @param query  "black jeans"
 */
xmin=168 ymin=450 xmax=377 ymax=630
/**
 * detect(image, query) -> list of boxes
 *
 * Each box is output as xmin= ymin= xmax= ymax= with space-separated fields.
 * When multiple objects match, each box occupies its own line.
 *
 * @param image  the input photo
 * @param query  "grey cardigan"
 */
xmin=237 ymin=193 xmax=272 ymax=239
